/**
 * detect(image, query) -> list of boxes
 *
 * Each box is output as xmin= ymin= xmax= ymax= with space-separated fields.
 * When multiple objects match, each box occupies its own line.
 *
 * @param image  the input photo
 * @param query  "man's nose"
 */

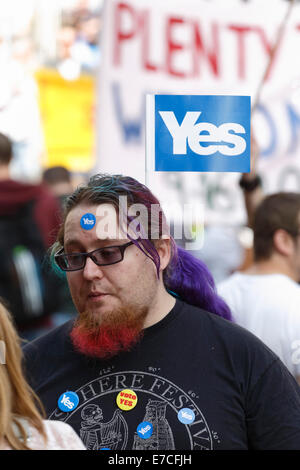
xmin=82 ymin=256 xmax=105 ymax=280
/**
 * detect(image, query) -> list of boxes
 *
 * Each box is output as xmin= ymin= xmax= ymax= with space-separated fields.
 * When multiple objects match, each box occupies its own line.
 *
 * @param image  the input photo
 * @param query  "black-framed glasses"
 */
xmin=54 ymin=241 xmax=134 ymax=272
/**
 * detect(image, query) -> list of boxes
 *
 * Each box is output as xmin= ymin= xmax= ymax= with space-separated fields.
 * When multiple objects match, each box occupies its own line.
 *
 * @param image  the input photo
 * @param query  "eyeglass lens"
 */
xmin=59 ymin=246 xmax=124 ymax=270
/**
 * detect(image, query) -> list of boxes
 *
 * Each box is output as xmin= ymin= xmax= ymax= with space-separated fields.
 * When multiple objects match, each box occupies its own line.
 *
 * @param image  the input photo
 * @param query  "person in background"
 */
xmin=0 ymin=133 xmax=61 ymax=248
xmin=71 ymin=13 xmax=101 ymax=72
xmin=0 ymin=132 xmax=62 ymax=339
xmin=43 ymin=165 xmax=74 ymax=211
xmin=43 ymin=165 xmax=78 ymax=327
xmin=56 ymin=24 xmax=81 ymax=81
xmin=218 ymin=192 xmax=300 ymax=382
xmin=239 ymin=133 xmax=264 ymax=230
xmin=0 ymin=301 xmax=86 ymax=450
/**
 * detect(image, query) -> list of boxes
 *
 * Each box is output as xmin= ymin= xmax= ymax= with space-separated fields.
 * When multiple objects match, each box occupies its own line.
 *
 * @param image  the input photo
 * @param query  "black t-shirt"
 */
xmin=23 ymin=300 xmax=300 ymax=450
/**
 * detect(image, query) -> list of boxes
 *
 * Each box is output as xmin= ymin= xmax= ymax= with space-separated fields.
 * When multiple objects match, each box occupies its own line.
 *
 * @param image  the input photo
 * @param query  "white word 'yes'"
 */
xmin=61 ymin=394 xmax=74 ymax=409
xmin=159 ymin=111 xmax=246 ymax=156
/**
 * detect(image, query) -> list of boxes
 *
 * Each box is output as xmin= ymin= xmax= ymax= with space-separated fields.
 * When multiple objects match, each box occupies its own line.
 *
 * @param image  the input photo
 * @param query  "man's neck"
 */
xmin=245 ymin=257 xmax=298 ymax=282
xmin=0 ymin=165 xmax=11 ymax=181
xmin=143 ymin=286 xmax=176 ymax=329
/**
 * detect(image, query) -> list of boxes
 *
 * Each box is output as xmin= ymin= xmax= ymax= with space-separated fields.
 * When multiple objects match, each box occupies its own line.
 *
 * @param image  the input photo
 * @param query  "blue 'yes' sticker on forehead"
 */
xmin=80 ymin=213 xmax=96 ymax=230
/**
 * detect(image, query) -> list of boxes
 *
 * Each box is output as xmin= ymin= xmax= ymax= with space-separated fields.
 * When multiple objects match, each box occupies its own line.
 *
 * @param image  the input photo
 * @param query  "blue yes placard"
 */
xmin=149 ymin=95 xmax=250 ymax=173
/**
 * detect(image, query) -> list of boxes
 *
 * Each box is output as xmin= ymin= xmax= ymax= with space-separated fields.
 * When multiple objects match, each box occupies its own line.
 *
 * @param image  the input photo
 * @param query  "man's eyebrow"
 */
xmin=64 ymin=239 xmax=126 ymax=248
xmin=99 ymin=239 xmax=127 ymax=245
xmin=64 ymin=239 xmax=83 ymax=249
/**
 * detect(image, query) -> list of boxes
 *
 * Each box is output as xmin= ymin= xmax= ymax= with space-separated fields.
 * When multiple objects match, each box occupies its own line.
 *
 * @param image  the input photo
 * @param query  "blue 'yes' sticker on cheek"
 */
xmin=80 ymin=213 xmax=96 ymax=230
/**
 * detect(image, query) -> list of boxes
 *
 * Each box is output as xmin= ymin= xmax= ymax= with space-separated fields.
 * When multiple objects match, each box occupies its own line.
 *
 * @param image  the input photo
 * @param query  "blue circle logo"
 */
xmin=80 ymin=213 xmax=96 ymax=230
xmin=137 ymin=421 xmax=153 ymax=439
xmin=58 ymin=391 xmax=79 ymax=412
xmin=178 ymin=408 xmax=195 ymax=425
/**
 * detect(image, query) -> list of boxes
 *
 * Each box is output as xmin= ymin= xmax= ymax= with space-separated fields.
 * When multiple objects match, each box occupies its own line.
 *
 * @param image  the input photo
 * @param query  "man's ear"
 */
xmin=273 ymin=229 xmax=294 ymax=257
xmin=155 ymin=237 xmax=172 ymax=271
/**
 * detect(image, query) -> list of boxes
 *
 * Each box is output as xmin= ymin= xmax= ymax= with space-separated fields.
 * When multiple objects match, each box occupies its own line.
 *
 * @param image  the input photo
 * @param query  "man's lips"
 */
xmin=87 ymin=292 xmax=108 ymax=300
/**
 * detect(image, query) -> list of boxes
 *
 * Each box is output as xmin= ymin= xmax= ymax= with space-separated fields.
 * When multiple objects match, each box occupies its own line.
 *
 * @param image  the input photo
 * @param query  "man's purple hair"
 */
xmin=55 ymin=174 xmax=232 ymax=321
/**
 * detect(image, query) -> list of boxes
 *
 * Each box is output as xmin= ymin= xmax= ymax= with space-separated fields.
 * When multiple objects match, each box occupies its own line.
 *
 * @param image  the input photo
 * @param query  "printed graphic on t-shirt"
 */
xmin=49 ymin=370 xmax=214 ymax=450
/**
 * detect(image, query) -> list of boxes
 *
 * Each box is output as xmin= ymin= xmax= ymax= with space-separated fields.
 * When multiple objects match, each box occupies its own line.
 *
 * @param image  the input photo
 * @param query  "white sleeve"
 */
xmin=285 ymin=304 xmax=300 ymax=378
xmin=43 ymin=420 xmax=86 ymax=450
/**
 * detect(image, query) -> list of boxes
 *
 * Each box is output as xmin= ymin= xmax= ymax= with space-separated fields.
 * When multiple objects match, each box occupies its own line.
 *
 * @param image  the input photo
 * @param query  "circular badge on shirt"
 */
xmin=116 ymin=389 xmax=138 ymax=411
xmin=80 ymin=213 xmax=96 ymax=230
xmin=137 ymin=421 xmax=153 ymax=439
xmin=177 ymin=408 xmax=195 ymax=425
xmin=58 ymin=391 xmax=79 ymax=412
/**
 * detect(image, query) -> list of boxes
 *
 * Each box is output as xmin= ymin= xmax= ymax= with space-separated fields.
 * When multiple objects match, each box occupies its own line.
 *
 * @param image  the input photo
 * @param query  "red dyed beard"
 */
xmin=70 ymin=304 xmax=148 ymax=359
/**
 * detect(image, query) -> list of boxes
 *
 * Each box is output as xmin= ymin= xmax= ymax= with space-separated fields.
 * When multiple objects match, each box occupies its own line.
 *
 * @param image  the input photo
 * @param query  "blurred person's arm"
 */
xmin=239 ymin=133 xmax=264 ymax=229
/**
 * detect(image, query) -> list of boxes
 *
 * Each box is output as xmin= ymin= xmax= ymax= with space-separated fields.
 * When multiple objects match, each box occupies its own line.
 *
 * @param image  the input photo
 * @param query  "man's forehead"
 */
xmin=66 ymin=203 xmax=116 ymax=218
xmin=64 ymin=203 xmax=126 ymax=242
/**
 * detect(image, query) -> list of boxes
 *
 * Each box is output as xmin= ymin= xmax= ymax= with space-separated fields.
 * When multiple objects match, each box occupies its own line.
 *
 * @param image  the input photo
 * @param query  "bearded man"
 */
xmin=23 ymin=174 xmax=300 ymax=450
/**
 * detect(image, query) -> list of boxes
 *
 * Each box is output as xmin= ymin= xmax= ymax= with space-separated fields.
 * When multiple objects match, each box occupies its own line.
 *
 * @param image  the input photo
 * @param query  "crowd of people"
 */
xmin=55 ymin=3 xmax=102 ymax=79
xmin=1 ymin=129 xmax=300 ymax=450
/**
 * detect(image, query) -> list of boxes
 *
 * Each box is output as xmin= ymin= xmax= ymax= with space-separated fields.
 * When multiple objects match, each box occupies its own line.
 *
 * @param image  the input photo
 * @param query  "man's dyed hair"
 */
xmin=55 ymin=174 xmax=232 ymax=321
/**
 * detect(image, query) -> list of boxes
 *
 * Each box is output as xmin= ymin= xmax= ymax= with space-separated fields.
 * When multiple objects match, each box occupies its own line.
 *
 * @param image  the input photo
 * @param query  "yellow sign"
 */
xmin=116 ymin=389 xmax=138 ymax=411
xmin=36 ymin=68 xmax=95 ymax=172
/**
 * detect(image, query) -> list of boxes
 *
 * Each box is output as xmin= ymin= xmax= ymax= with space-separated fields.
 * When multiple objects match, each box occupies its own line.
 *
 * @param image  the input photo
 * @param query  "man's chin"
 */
xmin=69 ymin=306 xmax=147 ymax=359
